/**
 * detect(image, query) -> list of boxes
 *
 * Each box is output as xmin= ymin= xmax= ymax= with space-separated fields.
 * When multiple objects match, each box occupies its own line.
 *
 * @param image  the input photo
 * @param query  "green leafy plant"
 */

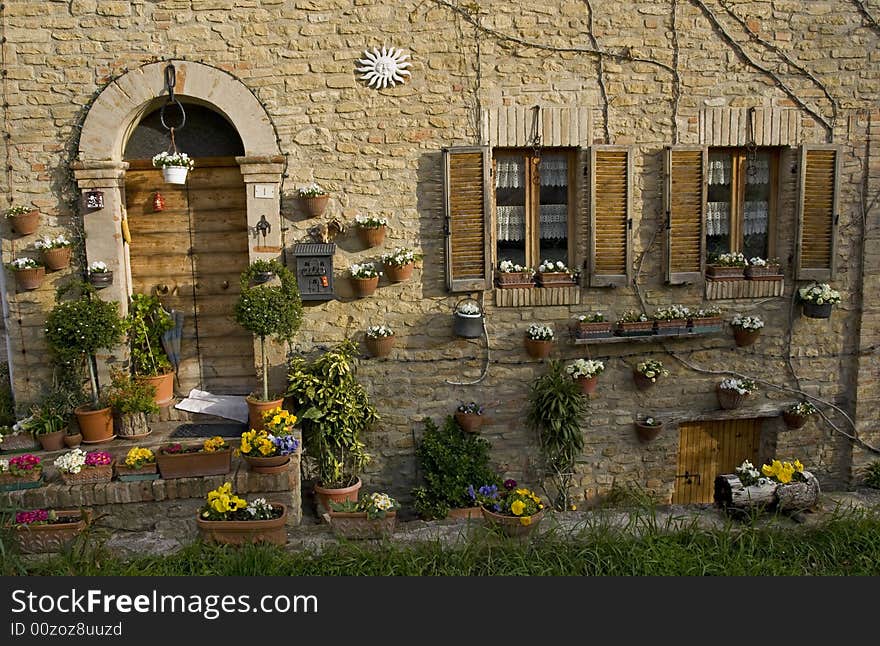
xmin=234 ymin=260 xmax=303 ymax=402
xmin=286 ymin=340 xmax=376 ymax=489
xmin=412 ymin=416 xmax=501 ymax=520
xmin=0 ymin=364 xmax=14 ymax=428
xmin=125 ymin=294 xmax=174 ymax=377
xmin=861 ymin=461 xmax=880 ymax=490
xmin=329 ymin=492 xmax=399 ymax=519
xmin=105 ymin=370 xmax=159 ymax=416
xmin=527 ymin=360 xmax=588 ymax=512
xmin=44 ymin=290 xmax=125 ymax=410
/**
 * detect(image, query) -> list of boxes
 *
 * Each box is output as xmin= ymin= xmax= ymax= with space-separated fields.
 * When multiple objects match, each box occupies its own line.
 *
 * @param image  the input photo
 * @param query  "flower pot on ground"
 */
xmin=7 ymin=509 xmax=88 ymax=554
xmin=615 ymin=311 xmax=654 ymax=337
xmin=782 ymin=401 xmax=818 ymax=430
xmin=4 ymin=204 xmax=40 ymax=236
xmin=329 ymin=492 xmax=399 ymax=540
xmin=63 ymin=432 xmax=82 ymax=448
xmin=0 ymin=454 xmax=43 ymax=491
xmin=234 ymin=259 xmax=303 ymax=422
xmin=298 ymin=183 xmax=330 ymax=218
xmin=245 ymin=395 xmax=285 ymax=432
xmin=634 ymin=417 xmax=664 ymax=443
xmin=349 ymin=262 xmax=381 ymax=296
xmin=454 ymin=401 xmax=484 ymax=433
xmin=20 ymin=399 xmax=68 ymax=451
xmin=632 ymin=359 xmax=669 ymax=391
xmin=8 ymin=258 xmax=45 ymax=291
xmin=573 ymin=313 xmax=613 ymax=339
xmin=496 ymin=260 xmax=535 ymax=288
xmin=706 ymin=252 xmax=747 ymax=280
xmin=453 ymin=299 xmax=484 ymax=338
xmin=126 ymin=294 xmax=177 ymax=406
xmin=314 ymin=477 xmax=363 ymax=516
xmin=565 ymin=358 xmax=605 ymax=396
xmin=35 ymin=235 xmax=73 ymax=271
xmin=55 ymin=448 xmax=113 ymax=485
xmin=524 ymin=324 xmax=555 ymax=359
xmin=354 ymin=214 xmax=387 ymax=248
xmin=381 ymin=247 xmax=419 ymax=283
xmin=716 ymin=378 xmax=756 ymax=410
xmin=480 ymin=486 xmax=546 ymax=538
xmin=446 ymin=506 xmax=483 ymax=520
xmin=153 ymin=151 xmax=194 ymax=185
xmin=197 ymin=482 xmax=288 ymax=546
xmin=717 ymin=459 xmax=820 ymax=514
xmin=731 ymin=314 xmax=764 ymax=347
xmin=238 ymin=407 xmax=300 ymax=474
xmin=105 ymin=370 xmax=158 ymax=439
xmin=156 ymin=437 xmax=231 ymax=479
xmin=115 ymin=446 xmax=158 ymax=481
xmin=364 ymin=325 xmax=395 ymax=358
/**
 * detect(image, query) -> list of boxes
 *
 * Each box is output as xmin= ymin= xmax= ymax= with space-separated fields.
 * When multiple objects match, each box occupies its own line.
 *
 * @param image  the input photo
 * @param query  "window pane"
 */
xmin=707 ymin=150 xmax=732 ymax=257
xmin=495 ymin=153 xmax=526 ymax=267
xmin=538 ymin=153 xmax=568 ymax=266
xmin=742 ymin=151 xmax=771 ymax=259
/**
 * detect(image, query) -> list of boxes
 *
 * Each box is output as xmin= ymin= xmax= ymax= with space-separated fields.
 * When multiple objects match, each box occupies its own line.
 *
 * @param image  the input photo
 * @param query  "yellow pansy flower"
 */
xmin=510 ymin=500 xmax=525 ymax=516
xmin=519 ymin=516 xmax=532 ymax=526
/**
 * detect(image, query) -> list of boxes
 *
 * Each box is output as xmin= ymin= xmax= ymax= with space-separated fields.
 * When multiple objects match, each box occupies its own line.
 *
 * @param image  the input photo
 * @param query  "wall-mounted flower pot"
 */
xmin=802 ymin=302 xmax=832 ymax=319
xmin=384 ymin=262 xmax=413 ymax=283
xmin=575 ymin=321 xmax=614 ymax=339
xmin=454 ymin=411 xmax=483 ymax=433
xmin=301 ymin=194 xmax=329 ymax=218
xmin=616 ymin=321 xmax=654 ymax=337
xmin=8 ymin=209 xmax=40 ymax=235
xmin=575 ymin=375 xmax=599 ymax=395
xmin=716 ymin=386 xmax=747 ymax=410
xmin=782 ymin=411 xmax=809 ymax=430
xmin=196 ymin=503 xmax=288 ymax=546
xmin=89 ymin=270 xmax=113 ymax=290
xmin=733 ymin=327 xmax=760 ymax=347
xmin=688 ymin=316 xmax=723 ymax=334
xmin=524 ymin=337 xmax=553 ymax=359
xmin=357 ymin=225 xmax=386 ymax=248
xmin=453 ymin=311 xmax=484 ymax=338
xmin=13 ymin=267 xmax=45 ymax=291
xmin=634 ymin=420 xmax=664 ymax=443
xmin=162 ymin=166 xmax=189 ymax=184
xmin=351 ymin=276 xmax=379 ymax=297
xmin=365 ymin=335 xmax=395 ymax=358
xmin=43 ymin=247 xmax=71 ymax=271
xmin=632 ymin=371 xmax=655 ymax=391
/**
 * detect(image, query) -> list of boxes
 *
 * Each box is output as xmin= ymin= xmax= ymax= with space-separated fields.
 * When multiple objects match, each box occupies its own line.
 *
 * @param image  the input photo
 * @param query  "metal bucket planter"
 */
xmin=162 ymin=166 xmax=189 ymax=184
xmin=89 ymin=270 xmax=113 ymax=290
xmin=802 ymin=302 xmax=833 ymax=319
xmin=453 ymin=299 xmax=484 ymax=338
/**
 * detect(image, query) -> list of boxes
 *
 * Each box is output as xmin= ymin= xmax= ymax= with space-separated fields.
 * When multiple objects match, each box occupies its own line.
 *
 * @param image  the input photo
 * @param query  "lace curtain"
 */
xmin=539 ymin=154 xmax=567 ymax=187
xmin=744 ymin=201 xmax=769 ymax=236
xmin=496 ymin=158 xmax=524 ymax=189
xmin=497 ymin=205 xmax=525 ymax=242
xmin=707 ymin=202 xmax=730 ymax=236
xmin=708 ymin=157 xmax=732 ymax=185
xmin=496 ymin=154 xmax=568 ymax=241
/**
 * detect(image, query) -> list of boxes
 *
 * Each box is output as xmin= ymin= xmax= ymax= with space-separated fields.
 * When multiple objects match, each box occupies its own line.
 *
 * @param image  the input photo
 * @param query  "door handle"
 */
xmin=221 ymin=280 xmax=230 ymax=290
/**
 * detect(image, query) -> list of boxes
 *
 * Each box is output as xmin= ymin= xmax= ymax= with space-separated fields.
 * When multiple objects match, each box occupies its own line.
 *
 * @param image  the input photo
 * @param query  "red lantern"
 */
xmin=152 ymin=192 xmax=165 ymax=212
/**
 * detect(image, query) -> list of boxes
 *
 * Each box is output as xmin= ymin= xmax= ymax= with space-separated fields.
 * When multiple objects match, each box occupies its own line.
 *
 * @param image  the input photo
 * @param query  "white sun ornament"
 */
xmin=356 ymin=45 xmax=411 ymax=89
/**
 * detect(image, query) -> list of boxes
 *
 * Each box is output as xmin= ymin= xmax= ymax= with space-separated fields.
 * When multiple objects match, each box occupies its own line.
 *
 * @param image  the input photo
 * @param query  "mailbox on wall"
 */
xmin=292 ymin=243 xmax=336 ymax=301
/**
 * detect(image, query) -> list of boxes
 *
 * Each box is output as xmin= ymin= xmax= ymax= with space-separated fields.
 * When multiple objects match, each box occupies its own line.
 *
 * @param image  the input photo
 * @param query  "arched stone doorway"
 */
xmin=72 ymin=61 xmax=285 ymax=397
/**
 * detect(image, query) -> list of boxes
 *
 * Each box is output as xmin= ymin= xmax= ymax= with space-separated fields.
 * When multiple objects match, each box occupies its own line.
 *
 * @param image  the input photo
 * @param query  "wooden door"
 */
xmin=125 ymin=157 xmax=255 ymax=395
xmin=672 ymin=419 xmax=761 ymax=504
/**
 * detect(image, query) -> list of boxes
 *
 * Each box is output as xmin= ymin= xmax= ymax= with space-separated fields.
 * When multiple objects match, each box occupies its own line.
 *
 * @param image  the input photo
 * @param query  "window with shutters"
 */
xmin=494 ymin=148 xmax=575 ymax=270
xmin=706 ymin=148 xmax=779 ymax=260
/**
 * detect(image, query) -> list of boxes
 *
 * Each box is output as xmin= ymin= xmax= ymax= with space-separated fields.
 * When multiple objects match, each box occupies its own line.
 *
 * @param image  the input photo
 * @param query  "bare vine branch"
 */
xmin=851 ymin=0 xmax=880 ymax=37
xmin=582 ymin=0 xmax=610 ymax=143
xmin=671 ymin=0 xmax=682 ymax=144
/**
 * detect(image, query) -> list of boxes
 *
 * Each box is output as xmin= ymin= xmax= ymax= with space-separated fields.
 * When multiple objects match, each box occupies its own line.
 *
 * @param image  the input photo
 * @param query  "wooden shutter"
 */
xmin=664 ymin=146 xmax=707 ymax=284
xmin=443 ymin=146 xmax=491 ymax=292
xmin=796 ymin=145 xmax=840 ymax=281
xmin=589 ymin=146 xmax=632 ymax=287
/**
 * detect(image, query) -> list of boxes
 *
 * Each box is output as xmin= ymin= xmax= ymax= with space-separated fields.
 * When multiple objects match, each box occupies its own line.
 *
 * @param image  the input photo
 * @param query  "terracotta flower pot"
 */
xmin=8 ymin=209 xmax=40 ymax=235
xmin=74 ymin=405 xmax=115 ymax=444
xmin=9 ymin=510 xmax=87 ymax=554
xmin=454 ymin=411 xmax=483 ymax=433
xmin=156 ymin=448 xmax=232 ymax=479
xmin=782 ymin=411 xmax=809 ymax=430
xmin=384 ymin=262 xmax=414 ymax=283
xmin=245 ymin=395 xmax=285 ymax=432
xmin=63 ymin=433 xmax=82 ymax=448
xmin=301 ymin=194 xmax=329 ymax=218
xmin=36 ymin=430 xmax=66 ymax=452
xmin=329 ymin=510 xmax=396 ymax=540
xmin=633 ymin=371 xmax=656 ymax=391
xmin=242 ymin=454 xmax=291 ymax=474
xmin=716 ymin=385 xmax=747 ymax=410
xmin=137 ymin=371 xmax=175 ymax=406
xmin=524 ymin=337 xmax=553 ymax=359
xmin=481 ymin=506 xmax=545 ymax=538
xmin=351 ymin=275 xmax=379 ymax=297
xmin=197 ymin=503 xmax=288 ymax=546
xmin=575 ymin=375 xmax=599 ymax=395
xmin=357 ymin=225 xmax=386 ymax=248
xmin=634 ymin=421 xmax=664 ymax=443
xmin=13 ymin=266 xmax=45 ymax=291
xmin=496 ymin=271 xmax=534 ymax=288
xmin=616 ymin=321 xmax=655 ymax=337
xmin=706 ymin=265 xmax=745 ymax=280
xmin=446 ymin=506 xmax=483 ymax=520
xmin=365 ymin=335 xmax=395 ymax=358
xmin=42 ymin=246 xmax=71 ymax=271
xmin=575 ymin=321 xmax=614 ymax=339
xmin=733 ymin=327 xmax=760 ymax=347
xmin=314 ymin=477 xmax=362 ymax=516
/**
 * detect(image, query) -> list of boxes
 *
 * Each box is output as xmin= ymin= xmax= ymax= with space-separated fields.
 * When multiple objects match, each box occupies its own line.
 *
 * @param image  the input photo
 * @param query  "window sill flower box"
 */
xmin=744 ymin=264 xmax=782 ymax=280
xmin=496 ymin=271 xmax=535 ymax=288
xmin=536 ymin=271 xmax=576 ymax=287
xmin=706 ymin=266 xmax=745 ymax=280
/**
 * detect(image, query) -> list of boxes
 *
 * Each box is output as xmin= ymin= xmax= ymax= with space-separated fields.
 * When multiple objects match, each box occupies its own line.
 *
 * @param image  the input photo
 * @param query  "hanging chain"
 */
xmin=529 ymin=104 xmax=542 ymax=158
xmin=745 ymin=106 xmax=758 ymax=178
xmin=159 ymin=63 xmax=186 ymax=154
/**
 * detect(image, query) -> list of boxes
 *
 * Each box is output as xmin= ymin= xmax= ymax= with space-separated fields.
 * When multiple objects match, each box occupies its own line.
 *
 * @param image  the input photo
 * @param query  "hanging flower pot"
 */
xmin=10 ymin=262 xmax=45 ymax=291
xmin=87 ymin=261 xmax=113 ymax=290
xmin=731 ymin=314 xmax=764 ymax=347
xmin=153 ymin=152 xmax=194 ymax=185
xmin=349 ymin=262 xmax=380 ymax=297
xmin=634 ymin=418 xmax=664 ymax=443
xmin=365 ymin=325 xmax=395 ymax=358
xmin=453 ymin=299 xmax=484 ymax=338
xmin=716 ymin=378 xmax=756 ymax=410
xmin=355 ymin=215 xmax=388 ymax=248
xmin=802 ymin=302 xmax=833 ymax=319
xmin=381 ymin=247 xmax=418 ymax=283
xmin=4 ymin=205 xmax=40 ymax=236
xmin=525 ymin=325 xmax=555 ymax=359
xmin=798 ymin=283 xmax=840 ymax=319
xmin=35 ymin=235 xmax=73 ymax=271
xmin=565 ymin=359 xmax=605 ymax=396
xmin=298 ymin=183 xmax=329 ymax=218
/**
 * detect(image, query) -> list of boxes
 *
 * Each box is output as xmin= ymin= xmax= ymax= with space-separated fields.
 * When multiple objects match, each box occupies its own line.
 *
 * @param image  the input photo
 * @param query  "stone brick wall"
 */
xmin=1 ymin=1 xmax=877 ymax=505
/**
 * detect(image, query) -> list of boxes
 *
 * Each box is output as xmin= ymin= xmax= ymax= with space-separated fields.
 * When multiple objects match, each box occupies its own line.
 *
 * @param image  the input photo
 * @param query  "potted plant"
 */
xmin=716 ymin=377 xmax=757 ymax=410
xmin=4 ymin=204 xmax=39 ymax=236
xmin=381 ymin=247 xmax=419 ymax=283
xmin=524 ymin=323 xmax=555 ymax=359
xmin=45 ymin=289 xmax=124 ymax=444
xmin=354 ymin=213 xmax=388 ymax=248
xmin=126 ymin=294 xmax=176 ymax=406
xmin=156 ymin=436 xmax=231 ymax=479
xmin=234 ymin=260 xmax=303 ymax=431
xmin=782 ymin=400 xmax=819 ymax=430
xmin=573 ymin=312 xmax=613 ymax=339
xmin=238 ymin=407 xmax=300 ymax=474
xmin=688 ymin=307 xmax=723 ymax=334
xmin=0 ymin=420 xmax=38 ymax=453
xmin=0 ymin=454 xmax=43 ymax=491
xmin=632 ymin=359 xmax=670 ymax=391
xmin=105 ymin=370 xmax=158 ymax=439
xmin=479 ymin=481 xmax=547 ymax=538
xmin=565 ymin=358 xmax=605 ymax=395
xmin=798 ymin=283 xmax=841 ymax=319
xmin=364 ymin=324 xmax=395 ymax=358
xmin=115 ymin=446 xmax=158 ymax=481
xmin=298 ymin=182 xmax=330 ymax=218
xmin=6 ymin=509 xmax=88 ymax=554
xmin=87 ymin=261 xmax=113 ymax=289
xmin=615 ymin=310 xmax=654 ymax=337
xmin=349 ymin=262 xmax=381 ymax=297
xmin=55 ymin=448 xmax=114 ymax=485
xmin=328 ymin=491 xmax=400 ymax=540
xmin=287 ymin=340 xmax=377 ymax=514
xmin=453 ymin=299 xmax=484 ymax=339
xmin=34 ymin=235 xmax=72 ymax=271
xmin=634 ymin=416 xmax=664 ymax=442
xmin=745 ymin=256 xmax=782 ymax=280
xmin=706 ymin=251 xmax=747 ymax=280
xmin=652 ymin=304 xmax=690 ymax=335
xmin=536 ymin=259 xmax=576 ymax=286
xmin=730 ymin=313 xmax=764 ymax=347
xmin=152 ymin=151 xmax=194 ymax=184
xmin=22 ymin=402 xmax=67 ymax=451
xmin=496 ymin=259 xmax=535 ymax=288
xmin=8 ymin=257 xmax=45 ymax=291
xmin=527 ymin=360 xmax=587 ymax=511
xmin=196 ymin=481 xmax=288 ymax=546
xmin=454 ymin=401 xmax=484 ymax=433
xmin=412 ymin=416 xmax=501 ymax=521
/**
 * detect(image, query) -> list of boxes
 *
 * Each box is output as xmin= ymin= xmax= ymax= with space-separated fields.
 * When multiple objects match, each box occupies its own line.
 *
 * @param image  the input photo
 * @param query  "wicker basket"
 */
xmin=745 ymin=264 xmax=782 ymax=280
xmin=575 ymin=321 xmax=614 ymax=339
xmin=60 ymin=463 xmax=113 ymax=485
xmin=496 ymin=271 xmax=534 ymax=288
xmin=716 ymin=385 xmax=747 ymax=410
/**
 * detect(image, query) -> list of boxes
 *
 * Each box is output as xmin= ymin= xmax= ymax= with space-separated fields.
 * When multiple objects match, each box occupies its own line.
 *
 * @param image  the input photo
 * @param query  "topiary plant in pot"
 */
xmin=125 ymin=294 xmax=175 ymax=406
xmin=44 ymin=285 xmax=124 ymax=444
xmin=286 ymin=339 xmax=377 ymax=515
xmin=234 ymin=259 xmax=303 ymax=431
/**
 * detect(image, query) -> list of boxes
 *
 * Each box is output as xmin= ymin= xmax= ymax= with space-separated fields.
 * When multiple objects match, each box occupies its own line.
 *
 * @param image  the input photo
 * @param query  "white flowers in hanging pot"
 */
xmin=152 ymin=151 xmax=195 ymax=185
